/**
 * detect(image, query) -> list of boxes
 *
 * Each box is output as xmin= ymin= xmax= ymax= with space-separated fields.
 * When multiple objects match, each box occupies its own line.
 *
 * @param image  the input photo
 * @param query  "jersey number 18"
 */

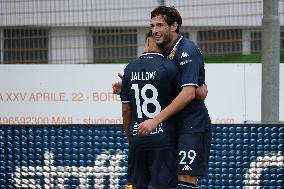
xmin=131 ymin=84 xmax=161 ymax=118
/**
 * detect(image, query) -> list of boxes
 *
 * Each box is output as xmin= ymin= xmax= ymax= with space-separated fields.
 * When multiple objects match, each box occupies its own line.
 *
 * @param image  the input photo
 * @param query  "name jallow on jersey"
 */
xmin=131 ymin=71 xmax=156 ymax=81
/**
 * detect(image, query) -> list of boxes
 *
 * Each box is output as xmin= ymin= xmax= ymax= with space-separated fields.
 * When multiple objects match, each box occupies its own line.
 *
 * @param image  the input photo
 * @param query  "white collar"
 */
xmin=140 ymin=52 xmax=164 ymax=57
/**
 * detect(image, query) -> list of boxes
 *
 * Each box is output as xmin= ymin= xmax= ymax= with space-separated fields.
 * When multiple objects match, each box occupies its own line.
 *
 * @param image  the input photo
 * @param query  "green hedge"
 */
xmin=90 ymin=52 xmax=284 ymax=64
xmin=204 ymin=52 xmax=284 ymax=63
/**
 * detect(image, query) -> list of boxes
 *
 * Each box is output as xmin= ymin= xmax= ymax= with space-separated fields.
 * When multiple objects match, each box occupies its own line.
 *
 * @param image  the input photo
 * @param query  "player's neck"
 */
xmin=165 ymin=32 xmax=179 ymax=48
xmin=148 ymin=47 xmax=162 ymax=53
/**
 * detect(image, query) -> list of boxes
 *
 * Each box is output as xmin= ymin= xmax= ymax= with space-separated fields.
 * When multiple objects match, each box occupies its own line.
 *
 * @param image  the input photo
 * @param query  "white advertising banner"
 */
xmin=0 ymin=64 xmax=283 ymax=124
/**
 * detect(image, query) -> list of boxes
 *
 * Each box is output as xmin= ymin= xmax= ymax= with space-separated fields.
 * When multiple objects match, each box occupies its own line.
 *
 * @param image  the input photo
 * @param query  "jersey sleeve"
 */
xmin=120 ymin=66 xmax=131 ymax=103
xmin=177 ymin=45 xmax=204 ymax=88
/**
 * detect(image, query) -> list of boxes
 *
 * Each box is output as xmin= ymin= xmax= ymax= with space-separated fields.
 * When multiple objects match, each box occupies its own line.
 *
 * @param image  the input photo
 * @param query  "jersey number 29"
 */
xmin=131 ymin=84 xmax=161 ymax=118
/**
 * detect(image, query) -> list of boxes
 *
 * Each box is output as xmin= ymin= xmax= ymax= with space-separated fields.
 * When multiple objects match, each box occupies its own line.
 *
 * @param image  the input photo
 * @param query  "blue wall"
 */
xmin=0 ymin=124 xmax=283 ymax=188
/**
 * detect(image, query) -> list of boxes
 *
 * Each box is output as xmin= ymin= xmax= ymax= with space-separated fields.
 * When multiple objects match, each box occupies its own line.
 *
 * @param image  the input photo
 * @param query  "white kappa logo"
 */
xmin=182 ymin=164 xmax=192 ymax=171
xmin=181 ymin=52 xmax=189 ymax=58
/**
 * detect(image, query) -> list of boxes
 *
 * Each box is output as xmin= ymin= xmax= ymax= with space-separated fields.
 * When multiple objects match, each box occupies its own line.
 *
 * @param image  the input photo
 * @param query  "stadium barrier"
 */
xmin=0 ymin=124 xmax=283 ymax=188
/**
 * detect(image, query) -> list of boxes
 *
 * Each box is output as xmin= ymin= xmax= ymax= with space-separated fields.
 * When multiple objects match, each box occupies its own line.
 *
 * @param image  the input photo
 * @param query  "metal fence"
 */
xmin=0 ymin=0 xmax=283 ymax=64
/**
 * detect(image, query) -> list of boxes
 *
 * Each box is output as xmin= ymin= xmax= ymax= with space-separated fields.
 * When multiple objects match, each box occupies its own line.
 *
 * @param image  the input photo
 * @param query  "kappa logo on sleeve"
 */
xmin=181 ymin=52 xmax=189 ymax=59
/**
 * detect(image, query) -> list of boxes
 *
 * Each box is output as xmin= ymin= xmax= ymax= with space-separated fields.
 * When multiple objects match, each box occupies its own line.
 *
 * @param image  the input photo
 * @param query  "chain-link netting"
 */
xmin=0 ymin=0 xmax=283 ymax=63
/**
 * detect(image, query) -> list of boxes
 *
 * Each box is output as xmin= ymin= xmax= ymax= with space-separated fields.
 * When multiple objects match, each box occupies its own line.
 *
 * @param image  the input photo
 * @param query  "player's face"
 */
xmin=150 ymin=15 xmax=172 ymax=48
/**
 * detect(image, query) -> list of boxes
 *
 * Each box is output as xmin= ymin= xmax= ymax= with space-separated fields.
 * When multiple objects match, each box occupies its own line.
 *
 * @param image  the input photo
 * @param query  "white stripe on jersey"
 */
xmin=178 ymin=183 xmax=198 ymax=188
xmin=140 ymin=52 xmax=164 ymax=57
xmin=181 ymin=83 xmax=198 ymax=88
xmin=121 ymin=101 xmax=130 ymax=103
xmin=173 ymin=35 xmax=183 ymax=50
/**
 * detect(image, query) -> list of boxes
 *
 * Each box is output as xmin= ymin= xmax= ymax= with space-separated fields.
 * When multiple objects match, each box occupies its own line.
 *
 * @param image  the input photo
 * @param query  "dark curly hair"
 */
xmin=151 ymin=6 xmax=182 ymax=33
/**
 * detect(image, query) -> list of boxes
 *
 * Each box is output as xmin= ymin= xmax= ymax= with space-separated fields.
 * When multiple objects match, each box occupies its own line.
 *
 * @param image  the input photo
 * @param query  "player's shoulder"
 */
xmin=177 ymin=37 xmax=204 ymax=59
xmin=125 ymin=58 xmax=138 ymax=69
xmin=123 ymin=59 xmax=138 ymax=77
xmin=179 ymin=37 xmax=199 ymax=53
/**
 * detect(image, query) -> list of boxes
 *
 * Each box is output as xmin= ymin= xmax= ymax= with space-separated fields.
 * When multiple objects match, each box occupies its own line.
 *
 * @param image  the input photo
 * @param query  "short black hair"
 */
xmin=151 ymin=6 xmax=182 ymax=33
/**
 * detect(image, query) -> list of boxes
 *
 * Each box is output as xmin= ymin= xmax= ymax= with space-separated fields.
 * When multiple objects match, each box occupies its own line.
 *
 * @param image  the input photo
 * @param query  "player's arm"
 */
xmin=120 ymin=67 xmax=132 ymax=143
xmin=137 ymin=86 xmax=196 ymax=136
xmin=122 ymin=103 xmax=132 ymax=145
xmin=195 ymin=84 xmax=208 ymax=100
xmin=156 ymin=85 xmax=196 ymax=122
xmin=195 ymin=46 xmax=208 ymax=100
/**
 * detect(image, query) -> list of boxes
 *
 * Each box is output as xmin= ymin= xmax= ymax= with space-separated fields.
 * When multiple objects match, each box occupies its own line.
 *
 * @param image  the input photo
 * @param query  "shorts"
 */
xmin=127 ymin=147 xmax=178 ymax=189
xmin=177 ymin=130 xmax=212 ymax=177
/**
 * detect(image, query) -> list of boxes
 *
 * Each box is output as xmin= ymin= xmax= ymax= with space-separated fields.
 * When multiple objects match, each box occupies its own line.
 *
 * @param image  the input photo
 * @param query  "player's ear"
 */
xmin=147 ymin=37 xmax=150 ymax=47
xmin=143 ymin=37 xmax=150 ymax=52
xmin=171 ymin=22 xmax=178 ymax=32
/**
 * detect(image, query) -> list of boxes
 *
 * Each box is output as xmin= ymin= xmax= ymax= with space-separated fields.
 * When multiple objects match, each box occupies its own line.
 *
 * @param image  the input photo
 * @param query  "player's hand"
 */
xmin=112 ymin=81 xmax=122 ymax=95
xmin=112 ymin=73 xmax=123 ymax=95
xmin=137 ymin=119 xmax=160 ymax=136
xmin=195 ymin=84 xmax=208 ymax=100
xmin=117 ymin=73 xmax=123 ymax=79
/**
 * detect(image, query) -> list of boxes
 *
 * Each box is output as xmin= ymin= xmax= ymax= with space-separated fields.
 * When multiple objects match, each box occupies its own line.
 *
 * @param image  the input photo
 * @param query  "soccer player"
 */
xmin=137 ymin=6 xmax=212 ymax=189
xmin=120 ymin=31 xmax=180 ymax=189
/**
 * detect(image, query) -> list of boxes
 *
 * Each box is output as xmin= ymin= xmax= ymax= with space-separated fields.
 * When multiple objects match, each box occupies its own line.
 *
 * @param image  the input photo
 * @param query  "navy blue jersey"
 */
xmin=120 ymin=52 xmax=180 ymax=149
xmin=164 ymin=36 xmax=211 ymax=133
